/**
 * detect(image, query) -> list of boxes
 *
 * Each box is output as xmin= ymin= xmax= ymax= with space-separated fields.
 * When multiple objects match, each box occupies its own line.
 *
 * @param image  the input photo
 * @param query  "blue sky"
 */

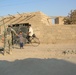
xmin=0 ymin=0 xmax=76 ymax=16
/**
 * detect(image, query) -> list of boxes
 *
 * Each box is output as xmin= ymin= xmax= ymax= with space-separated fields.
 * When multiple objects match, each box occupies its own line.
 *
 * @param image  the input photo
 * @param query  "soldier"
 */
xmin=4 ymin=25 xmax=17 ymax=55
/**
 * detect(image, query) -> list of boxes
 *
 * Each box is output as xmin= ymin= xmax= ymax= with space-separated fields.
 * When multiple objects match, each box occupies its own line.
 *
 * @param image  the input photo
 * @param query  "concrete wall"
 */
xmin=38 ymin=24 xmax=76 ymax=44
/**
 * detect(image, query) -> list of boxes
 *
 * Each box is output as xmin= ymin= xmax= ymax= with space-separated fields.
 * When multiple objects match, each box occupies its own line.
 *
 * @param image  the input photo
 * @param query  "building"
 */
xmin=55 ymin=16 xmax=65 ymax=25
xmin=0 ymin=11 xmax=52 ymax=35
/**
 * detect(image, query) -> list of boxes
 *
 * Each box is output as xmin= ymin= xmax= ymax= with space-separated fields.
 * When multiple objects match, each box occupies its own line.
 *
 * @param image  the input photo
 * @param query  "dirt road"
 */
xmin=0 ymin=44 xmax=76 ymax=75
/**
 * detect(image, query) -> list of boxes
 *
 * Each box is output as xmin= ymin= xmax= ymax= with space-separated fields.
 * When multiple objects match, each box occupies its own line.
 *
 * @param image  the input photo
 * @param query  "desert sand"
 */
xmin=0 ymin=43 xmax=76 ymax=75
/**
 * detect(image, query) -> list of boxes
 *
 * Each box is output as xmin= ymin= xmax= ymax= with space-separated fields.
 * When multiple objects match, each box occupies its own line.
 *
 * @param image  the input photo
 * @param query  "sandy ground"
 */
xmin=0 ymin=43 xmax=76 ymax=75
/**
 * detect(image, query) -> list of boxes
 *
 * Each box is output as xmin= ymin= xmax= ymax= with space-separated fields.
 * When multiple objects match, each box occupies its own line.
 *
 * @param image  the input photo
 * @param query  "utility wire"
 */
xmin=0 ymin=0 xmax=46 ymax=8
xmin=0 ymin=0 xmax=44 ymax=7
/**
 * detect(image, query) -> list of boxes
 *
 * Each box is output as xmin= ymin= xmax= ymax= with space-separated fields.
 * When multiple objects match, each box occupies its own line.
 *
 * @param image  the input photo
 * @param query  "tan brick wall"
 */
xmin=39 ymin=25 xmax=76 ymax=44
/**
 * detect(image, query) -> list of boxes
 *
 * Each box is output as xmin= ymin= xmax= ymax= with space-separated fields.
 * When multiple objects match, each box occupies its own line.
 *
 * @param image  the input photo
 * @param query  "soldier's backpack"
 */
xmin=7 ymin=27 xmax=11 ymax=35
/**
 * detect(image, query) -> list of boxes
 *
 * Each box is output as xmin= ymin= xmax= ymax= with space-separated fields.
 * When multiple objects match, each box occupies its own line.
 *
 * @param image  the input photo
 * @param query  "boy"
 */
xmin=18 ymin=31 xmax=24 ymax=49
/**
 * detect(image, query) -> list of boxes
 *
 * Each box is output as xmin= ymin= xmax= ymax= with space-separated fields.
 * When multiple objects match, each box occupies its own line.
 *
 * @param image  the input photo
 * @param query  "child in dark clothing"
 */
xmin=18 ymin=31 xmax=24 ymax=49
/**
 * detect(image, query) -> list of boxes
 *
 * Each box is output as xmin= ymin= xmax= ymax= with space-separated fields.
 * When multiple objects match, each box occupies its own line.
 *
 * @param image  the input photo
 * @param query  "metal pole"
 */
xmin=17 ymin=12 xmax=22 ymax=17
xmin=2 ymin=17 xmax=6 ymax=49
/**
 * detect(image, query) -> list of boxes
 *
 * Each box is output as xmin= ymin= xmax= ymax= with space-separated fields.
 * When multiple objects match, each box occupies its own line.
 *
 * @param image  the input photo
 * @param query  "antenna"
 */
xmin=8 ymin=14 xmax=15 ymax=18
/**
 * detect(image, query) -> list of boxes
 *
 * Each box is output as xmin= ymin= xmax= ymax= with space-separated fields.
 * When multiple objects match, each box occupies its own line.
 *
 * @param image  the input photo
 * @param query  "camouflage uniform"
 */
xmin=4 ymin=26 xmax=17 ymax=55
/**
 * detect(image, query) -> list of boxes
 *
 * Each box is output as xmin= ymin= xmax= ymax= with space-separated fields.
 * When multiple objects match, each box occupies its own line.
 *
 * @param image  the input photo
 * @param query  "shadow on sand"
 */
xmin=0 ymin=58 xmax=76 ymax=75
